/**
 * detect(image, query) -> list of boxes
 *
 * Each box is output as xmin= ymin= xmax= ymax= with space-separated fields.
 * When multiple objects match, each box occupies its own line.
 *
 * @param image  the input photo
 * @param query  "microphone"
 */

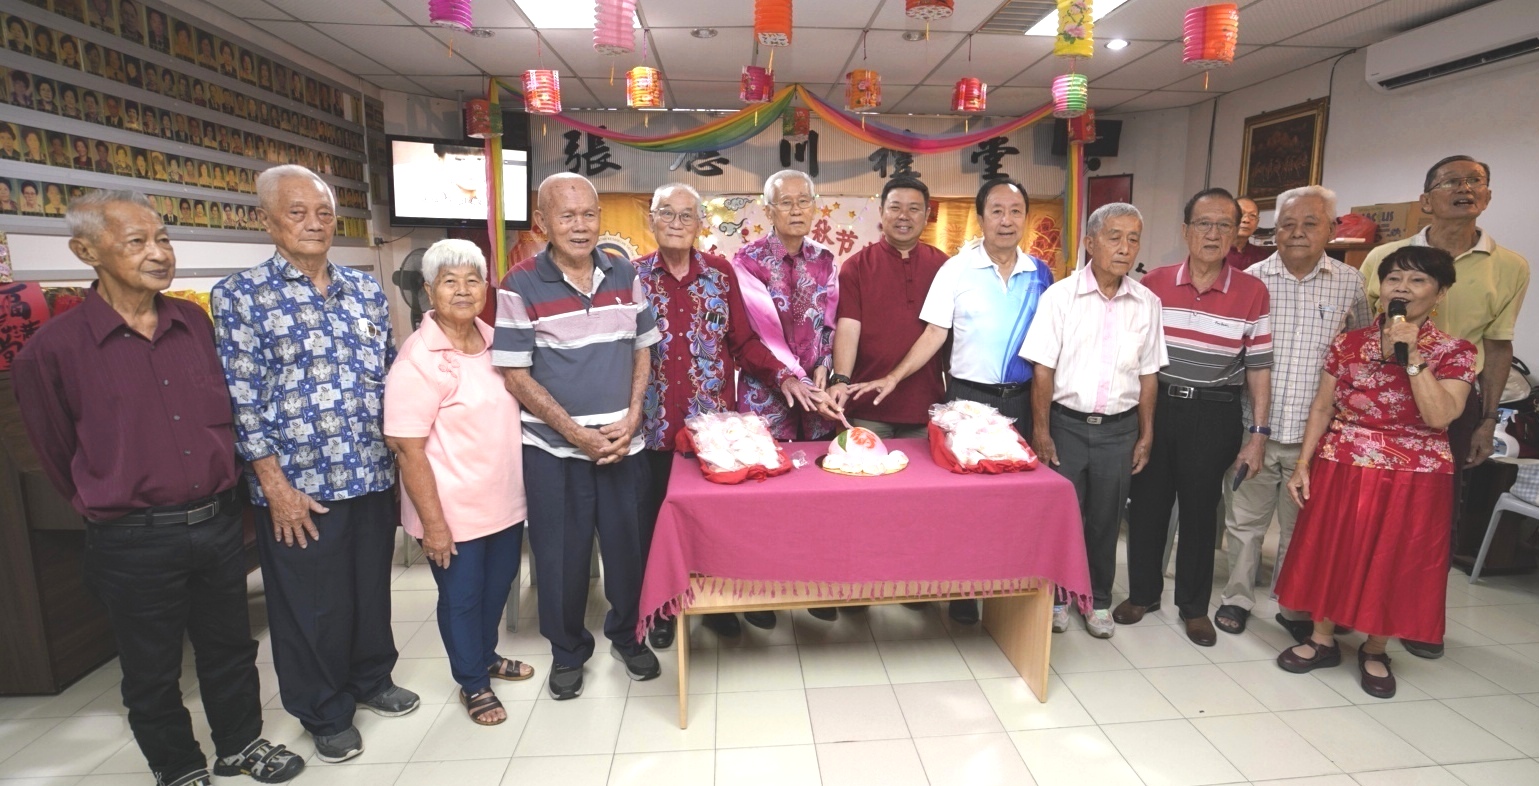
xmin=1387 ymin=298 xmax=1409 ymax=366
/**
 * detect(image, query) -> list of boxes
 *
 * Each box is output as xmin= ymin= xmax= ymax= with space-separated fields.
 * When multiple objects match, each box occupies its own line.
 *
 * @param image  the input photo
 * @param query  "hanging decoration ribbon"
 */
xmin=483 ymin=76 xmax=509 ymax=282
xmin=793 ymin=85 xmax=1052 ymax=155
xmin=1064 ymin=139 xmax=1086 ymax=271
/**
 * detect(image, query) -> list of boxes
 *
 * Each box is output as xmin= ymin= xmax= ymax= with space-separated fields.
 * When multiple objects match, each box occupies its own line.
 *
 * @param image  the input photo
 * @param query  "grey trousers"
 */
xmin=1220 ymin=440 xmax=1303 ymax=611
xmin=1049 ymin=408 xmax=1139 ymax=610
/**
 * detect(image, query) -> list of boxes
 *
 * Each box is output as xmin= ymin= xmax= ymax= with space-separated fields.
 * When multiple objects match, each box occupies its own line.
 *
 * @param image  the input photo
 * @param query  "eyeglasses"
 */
xmin=1429 ymin=176 xmax=1488 ymax=192
xmin=771 ymin=197 xmax=816 ymax=212
xmin=1188 ymin=220 xmax=1236 ymax=235
xmin=652 ymin=208 xmax=699 ymax=225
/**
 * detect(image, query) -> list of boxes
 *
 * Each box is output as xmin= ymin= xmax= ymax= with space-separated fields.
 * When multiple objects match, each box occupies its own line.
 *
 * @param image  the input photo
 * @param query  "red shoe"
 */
xmin=1276 ymin=639 xmax=1341 ymax=673
xmin=1358 ymin=650 xmax=1396 ymax=699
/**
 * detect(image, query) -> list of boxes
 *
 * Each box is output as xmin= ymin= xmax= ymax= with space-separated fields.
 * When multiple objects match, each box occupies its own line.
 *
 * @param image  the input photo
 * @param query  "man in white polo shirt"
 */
xmin=1022 ymin=202 xmax=1166 ymax=639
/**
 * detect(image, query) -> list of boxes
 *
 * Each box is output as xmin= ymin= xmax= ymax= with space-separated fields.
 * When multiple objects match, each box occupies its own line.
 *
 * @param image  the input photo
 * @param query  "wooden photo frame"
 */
xmin=1238 ymin=97 xmax=1328 ymax=208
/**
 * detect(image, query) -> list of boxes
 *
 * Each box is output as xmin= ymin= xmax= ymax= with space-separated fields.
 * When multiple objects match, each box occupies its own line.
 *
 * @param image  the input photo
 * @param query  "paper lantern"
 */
xmin=463 ymin=98 xmax=500 ymax=138
xmin=427 ymin=0 xmax=473 ymax=31
xmin=905 ymin=0 xmax=954 ymax=21
xmin=846 ymin=69 xmax=882 ymax=112
xmin=740 ymin=66 xmax=774 ymax=103
xmin=952 ymin=77 xmax=986 ymax=113
xmin=782 ymin=106 xmax=810 ymax=143
xmin=626 ymin=66 xmax=664 ymax=109
xmin=1052 ymin=73 xmax=1088 ymax=118
xmin=594 ymin=0 xmax=637 ymax=55
xmin=754 ymin=0 xmax=793 ymax=47
xmin=1054 ymin=0 xmax=1094 ymax=58
xmin=1068 ymin=109 xmax=1097 ymax=143
xmin=522 ymin=69 xmax=562 ymax=115
xmin=1183 ymin=4 xmax=1239 ymax=68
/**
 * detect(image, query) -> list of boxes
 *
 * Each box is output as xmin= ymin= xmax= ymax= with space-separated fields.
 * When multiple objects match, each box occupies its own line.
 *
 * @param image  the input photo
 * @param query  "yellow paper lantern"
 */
xmin=1054 ymin=0 xmax=1094 ymax=59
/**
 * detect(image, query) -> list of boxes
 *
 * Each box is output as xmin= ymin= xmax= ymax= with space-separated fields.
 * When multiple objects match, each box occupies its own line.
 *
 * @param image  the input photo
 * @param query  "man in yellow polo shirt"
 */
xmin=1361 ymin=154 xmax=1529 ymax=660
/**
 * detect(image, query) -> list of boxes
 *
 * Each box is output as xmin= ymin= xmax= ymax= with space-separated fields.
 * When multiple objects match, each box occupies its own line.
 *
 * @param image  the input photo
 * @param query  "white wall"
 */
xmin=1094 ymin=107 xmax=1195 ymax=271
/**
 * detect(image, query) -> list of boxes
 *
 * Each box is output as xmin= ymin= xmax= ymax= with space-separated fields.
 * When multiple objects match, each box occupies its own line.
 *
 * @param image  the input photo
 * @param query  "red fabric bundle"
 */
xmin=927 ymin=422 xmax=1039 ymax=474
xmin=675 ymin=429 xmax=793 ymax=485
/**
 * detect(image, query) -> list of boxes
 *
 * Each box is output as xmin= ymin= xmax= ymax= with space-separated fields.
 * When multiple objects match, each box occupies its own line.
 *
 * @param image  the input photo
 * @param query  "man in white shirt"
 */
xmin=1217 ymin=186 xmax=1370 ymax=639
xmin=1021 ymin=203 xmax=1167 ymax=638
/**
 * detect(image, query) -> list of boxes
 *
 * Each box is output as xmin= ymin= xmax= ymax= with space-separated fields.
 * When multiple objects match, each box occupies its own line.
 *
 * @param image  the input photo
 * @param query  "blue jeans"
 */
xmin=428 ymin=523 xmax=525 ymax=694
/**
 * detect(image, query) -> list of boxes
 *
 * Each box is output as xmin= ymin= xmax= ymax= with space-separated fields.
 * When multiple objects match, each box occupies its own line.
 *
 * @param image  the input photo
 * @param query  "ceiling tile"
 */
xmin=1102 ymin=89 xmax=1211 ymax=112
xmin=655 ymin=80 xmax=752 ymax=110
xmin=927 ymin=33 xmax=1054 ymax=86
xmin=882 ymin=85 xmax=956 ymax=114
xmin=787 ymin=0 xmax=887 ymax=30
xmin=840 ymin=30 xmax=966 ymax=85
xmin=379 ymin=0 xmax=534 ymax=28
xmin=1282 ymin=0 xmax=1490 ymax=47
xmin=248 ymin=20 xmax=390 ymax=74
xmin=1007 ymin=38 xmax=1165 ymax=88
xmin=869 ymin=0 xmax=1003 ymax=32
xmin=750 ymin=29 xmax=860 ymax=84
xmin=646 ymin=27 xmax=757 ymax=82
xmin=1095 ymin=42 xmax=1261 ymax=90
xmin=1162 ymin=44 xmax=1346 ymax=92
xmin=397 ymin=74 xmax=491 ymax=98
xmin=1093 ymin=0 xmax=1211 ymax=43
xmin=423 ymin=27 xmax=541 ymax=75
xmin=361 ymin=74 xmax=432 ymax=94
xmin=311 ymin=23 xmax=480 ymax=75
xmin=984 ymin=86 xmax=1054 ymax=116
xmin=213 ymin=0 xmax=294 ymax=20
xmin=1085 ymin=87 xmax=1153 ymax=110
xmin=537 ymin=28 xmax=650 ymax=81
xmin=636 ymin=0 xmax=754 ymax=28
xmin=1235 ymin=0 xmax=1380 ymax=45
xmin=260 ymin=0 xmax=413 ymax=25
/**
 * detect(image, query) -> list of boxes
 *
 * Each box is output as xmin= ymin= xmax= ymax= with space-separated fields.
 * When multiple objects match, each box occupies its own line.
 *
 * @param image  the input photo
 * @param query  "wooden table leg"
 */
xmin=677 ymin=613 xmax=690 ymax=729
xmin=981 ymin=587 xmax=1053 ymax=702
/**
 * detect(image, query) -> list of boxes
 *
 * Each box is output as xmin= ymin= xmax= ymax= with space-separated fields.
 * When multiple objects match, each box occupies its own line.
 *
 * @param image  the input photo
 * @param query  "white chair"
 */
xmin=1470 ymin=492 xmax=1539 ymax=583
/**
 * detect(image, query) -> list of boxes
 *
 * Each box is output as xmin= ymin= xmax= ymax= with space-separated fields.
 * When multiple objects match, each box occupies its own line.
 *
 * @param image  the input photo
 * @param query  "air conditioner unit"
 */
xmin=1365 ymin=0 xmax=1539 ymax=93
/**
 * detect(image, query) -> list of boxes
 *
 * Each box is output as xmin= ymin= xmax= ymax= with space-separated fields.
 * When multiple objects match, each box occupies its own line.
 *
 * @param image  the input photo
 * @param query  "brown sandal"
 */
xmin=488 ymin=657 xmax=535 ymax=682
xmin=462 ymin=688 xmax=505 ymax=726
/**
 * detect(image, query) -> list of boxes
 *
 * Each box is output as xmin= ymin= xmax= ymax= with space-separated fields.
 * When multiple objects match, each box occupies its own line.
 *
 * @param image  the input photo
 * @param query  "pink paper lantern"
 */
xmin=594 ymin=0 xmax=637 ymax=55
xmin=428 ymin=0 xmax=473 ymax=31
xmin=740 ymin=66 xmax=774 ymax=103
xmin=522 ymin=70 xmax=562 ymax=115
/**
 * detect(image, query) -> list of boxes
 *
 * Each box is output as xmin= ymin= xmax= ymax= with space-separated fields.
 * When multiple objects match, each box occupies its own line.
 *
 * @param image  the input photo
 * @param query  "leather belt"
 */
xmin=951 ymin=376 xmax=1031 ymax=400
xmin=1051 ymin=402 xmax=1137 ymax=425
xmin=90 ymin=488 xmax=239 ymax=527
xmin=1162 ymin=384 xmax=1242 ymax=403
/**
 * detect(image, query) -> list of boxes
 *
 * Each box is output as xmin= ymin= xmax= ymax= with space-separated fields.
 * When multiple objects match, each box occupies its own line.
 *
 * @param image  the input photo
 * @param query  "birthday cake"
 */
xmin=821 ymin=427 xmax=909 ymax=476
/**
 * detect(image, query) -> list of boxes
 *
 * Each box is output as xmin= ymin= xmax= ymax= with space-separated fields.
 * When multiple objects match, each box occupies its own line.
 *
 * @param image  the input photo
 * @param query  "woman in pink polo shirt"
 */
xmin=385 ymin=239 xmax=532 ymax=726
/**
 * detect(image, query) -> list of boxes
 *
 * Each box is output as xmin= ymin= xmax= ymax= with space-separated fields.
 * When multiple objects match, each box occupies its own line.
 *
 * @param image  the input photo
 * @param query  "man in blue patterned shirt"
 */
xmin=212 ymin=165 xmax=417 ymax=764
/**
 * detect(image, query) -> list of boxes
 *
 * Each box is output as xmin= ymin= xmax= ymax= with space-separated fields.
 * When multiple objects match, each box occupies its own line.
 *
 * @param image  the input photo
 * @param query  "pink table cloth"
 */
xmin=638 ymin=438 xmax=1091 ymax=639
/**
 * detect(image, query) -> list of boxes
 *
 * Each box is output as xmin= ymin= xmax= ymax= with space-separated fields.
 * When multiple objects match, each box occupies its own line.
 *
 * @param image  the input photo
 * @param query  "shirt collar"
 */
xmin=1255 ymin=251 xmax=1338 ymax=282
xmin=1075 ymin=267 xmax=1131 ymax=299
xmin=638 ymin=248 xmax=703 ymax=284
xmin=417 ymin=310 xmax=494 ymax=354
xmin=764 ymin=232 xmax=831 ymax=264
xmin=1174 ymin=259 xmax=1232 ymax=293
xmin=82 ymin=284 xmax=188 ymax=346
xmin=535 ymin=244 xmax=613 ymax=283
xmin=273 ymin=252 xmax=347 ymax=292
xmin=964 ymin=242 xmax=1037 ymax=273
xmin=1408 ymin=226 xmax=1495 ymax=257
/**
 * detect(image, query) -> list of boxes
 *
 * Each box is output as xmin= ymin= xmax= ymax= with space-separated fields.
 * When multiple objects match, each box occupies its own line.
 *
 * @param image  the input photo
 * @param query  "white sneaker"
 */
xmin=1052 ymin=604 xmax=1070 ymax=633
xmin=1087 ymin=610 xmax=1115 ymax=638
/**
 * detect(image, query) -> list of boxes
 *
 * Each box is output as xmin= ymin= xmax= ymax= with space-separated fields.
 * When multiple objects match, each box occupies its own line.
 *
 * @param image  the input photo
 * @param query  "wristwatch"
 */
xmin=828 ymin=373 xmax=852 ymax=386
xmin=1407 ymin=362 xmax=1429 ymax=376
xmin=1248 ymin=425 xmax=1271 ymax=436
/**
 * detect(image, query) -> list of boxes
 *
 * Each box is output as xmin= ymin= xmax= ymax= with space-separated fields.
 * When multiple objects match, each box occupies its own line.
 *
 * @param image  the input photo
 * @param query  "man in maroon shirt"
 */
xmin=633 ymin=182 xmax=827 ymax=645
xmin=1225 ymin=195 xmax=1270 ymax=270
xmin=12 ymin=191 xmax=303 ymax=786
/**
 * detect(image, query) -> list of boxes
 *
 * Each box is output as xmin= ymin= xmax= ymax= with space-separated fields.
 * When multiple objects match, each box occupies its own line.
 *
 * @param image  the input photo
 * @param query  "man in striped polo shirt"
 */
xmin=493 ymin=173 xmax=664 ymax=700
xmin=1115 ymin=187 xmax=1273 ymax=647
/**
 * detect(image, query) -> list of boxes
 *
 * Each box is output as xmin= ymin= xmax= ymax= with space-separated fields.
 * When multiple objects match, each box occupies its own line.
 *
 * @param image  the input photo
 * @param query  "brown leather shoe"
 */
xmin=1277 ymin=639 xmax=1342 ymax=673
xmin=1112 ymin=600 xmax=1160 ymax=625
xmin=1184 ymin=615 xmax=1218 ymax=647
xmin=1358 ymin=650 xmax=1396 ymax=699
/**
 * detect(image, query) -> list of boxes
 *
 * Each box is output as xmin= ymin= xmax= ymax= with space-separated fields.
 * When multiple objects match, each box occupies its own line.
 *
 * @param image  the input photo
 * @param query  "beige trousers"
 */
xmin=1220 ymin=440 xmax=1303 ymax=611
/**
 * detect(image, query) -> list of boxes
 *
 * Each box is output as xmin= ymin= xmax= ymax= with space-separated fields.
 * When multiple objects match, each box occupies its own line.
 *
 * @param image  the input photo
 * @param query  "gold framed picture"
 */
xmin=1238 ymin=97 xmax=1329 ymax=208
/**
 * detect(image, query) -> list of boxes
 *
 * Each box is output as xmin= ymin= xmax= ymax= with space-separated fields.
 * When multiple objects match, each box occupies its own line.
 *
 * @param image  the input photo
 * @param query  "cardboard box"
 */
xmin=1349 ymin=201 xmax=1433 ymax=243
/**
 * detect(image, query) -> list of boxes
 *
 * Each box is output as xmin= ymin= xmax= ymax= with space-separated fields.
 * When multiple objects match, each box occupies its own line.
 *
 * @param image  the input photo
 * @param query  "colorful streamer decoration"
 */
xmin=793 ymin=85 xmax=1052 ymax=155
xmin=905 ymin=0 xmax=955 ymax=21
xmin=1183 ymin=4 xmax=1240 ymax=69
xmin=463 ymin=98 xmax=499 ymax=139
xmin=782 ymin=106 xmax=811 ymax=143
xmin=754 ymin=0 xmax=793 ymax=47
xmin=1054 ymin=0 xmax=1094 ymax=58
xmin=1065 ymin=138 xmax=1086 ymax=269
xmin=521 ymin=70 xmax=562 ymax=115
xmin=483 ymin=76 xmax=508 ymax=281
xmin=846 ymin=69 xmax=882 ymax=112
xmin=626 ymin=66 xmax=664 ymax=109
xmin=428 ymin=0 xmax=473 ymax=31
xmin=1052 ymin=73 xmax=1088 ymax=118
xmin=740 ymin=66 xmax=774 ymax=103
xmin=594 ymin=0 xmax=637 ymax=55
xmin=952 ymin=78 xmax=986 ymax=113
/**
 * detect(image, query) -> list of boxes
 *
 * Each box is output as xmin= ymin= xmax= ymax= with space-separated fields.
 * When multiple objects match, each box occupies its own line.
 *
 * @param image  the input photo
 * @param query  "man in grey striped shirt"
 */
xmin=1216 ymin=185 xmax=1370 ymax=638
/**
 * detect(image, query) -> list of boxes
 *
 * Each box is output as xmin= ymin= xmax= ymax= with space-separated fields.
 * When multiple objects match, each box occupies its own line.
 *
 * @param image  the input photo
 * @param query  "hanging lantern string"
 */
xmin=862 ymin=31 xmax=868 ymax=60
xmin=968 ymin=34 xmax=973 ymax=61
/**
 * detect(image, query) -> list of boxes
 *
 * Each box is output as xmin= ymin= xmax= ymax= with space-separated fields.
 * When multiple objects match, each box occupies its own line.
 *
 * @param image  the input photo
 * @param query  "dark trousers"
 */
xmin=1127 ymin=392 xmax=1243 ymax=618
xmin=523 ymin=446 xmax=647 ymax=668
xmin=428 ymin=523 xmax=524 ymax=694
xmin=947 ymin=376 xmax=1034 ymax=440
xmin=85 ymin=504 xmax=261 ymax=783
xmin=1049 ymin=409 xmax=1139 ymax=610
xmin=255 ymin=490 xmax=399 ymax=736
xmin=638 ymin=449 xmax=674 ymax=565
xmin=1449 ymin=388 xmax=1482 ymax=529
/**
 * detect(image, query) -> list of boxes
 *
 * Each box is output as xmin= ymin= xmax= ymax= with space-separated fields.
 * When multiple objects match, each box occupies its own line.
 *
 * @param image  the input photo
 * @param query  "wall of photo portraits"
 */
xmin=0 ymin=0 xmax=372 ymax=243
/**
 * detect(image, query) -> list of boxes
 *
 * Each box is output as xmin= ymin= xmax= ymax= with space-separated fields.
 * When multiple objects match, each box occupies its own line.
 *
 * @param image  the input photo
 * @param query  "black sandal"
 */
xmin=212 ymin=738 xmax=305 ymax=783
xmin=1215 ymin=605 xmax=1249 ymax=634
xmin=1276 ymin=613 xmax=1316 ymax=644
xmin=488 ymin=657 xmax=535 ymax=682
xmin=462 ymin=688 xmax=506 ymax=726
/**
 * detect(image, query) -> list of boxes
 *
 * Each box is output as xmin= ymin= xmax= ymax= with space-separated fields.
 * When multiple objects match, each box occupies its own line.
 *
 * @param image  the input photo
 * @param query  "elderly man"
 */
xmin=212 ymin=165 xmax=417 ymax=763
xmin=1116 ymin=188 xmax=1273 ymax=647
xmin=14 ymin=191 xmax=303 ymax=786
xmin=852 ymin=178 xmax=1056 ymax=624
xmin=1022 ymin=203 xmax=1166 ymax=638
xmin=1361 ymin=155 xmax=1529 ymax=659
xmin=494 ymin=173 xmax=663 ymax=699
xmin=633 ymin=182 xmax=819 ymax=644
xmin=1226 ymin=196 xmax=1270 ymax=271
xmin=1217 ymin=186 xmax=1370 ymax=638
xmin=828 ymin=176 xmax=949 ymax=438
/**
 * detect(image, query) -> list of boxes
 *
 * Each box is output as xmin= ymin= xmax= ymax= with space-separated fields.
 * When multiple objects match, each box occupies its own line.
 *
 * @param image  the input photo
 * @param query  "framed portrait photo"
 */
xmin=1238 ymin=97 xmax=1328 ymax=208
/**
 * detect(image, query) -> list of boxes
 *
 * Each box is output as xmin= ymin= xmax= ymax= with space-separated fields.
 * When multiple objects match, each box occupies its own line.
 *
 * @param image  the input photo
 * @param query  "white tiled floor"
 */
xmin=4 ymin=543 xmax=1539 ymax=786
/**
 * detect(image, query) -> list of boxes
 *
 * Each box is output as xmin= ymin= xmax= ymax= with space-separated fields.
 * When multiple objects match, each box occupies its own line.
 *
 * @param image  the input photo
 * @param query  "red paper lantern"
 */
xmin=846 ymin=69 xmax=882 ymax=112
xmin=782 ymin=106 xmax=810 ymax=143
xmin=1068 ymin=110 xmax=1097 ymax=143
xmin=522 ymin=69 xmax=562 ymax=115
xmin=594 ymin=0 xmax=637 ymax=55
xmin=740 ymin=66 xmax=774 ymax=103
xmin=952 ymin=77 xmax=986 ymax=113
xmin=905 ymin=0 xmax=955 ymax=21
xmin=754 ymin=0 xmax=793 ymax=47
xmin=626 ymin=66 xmax=664 ymax=109
xmin=1183 ymin=4 xmax=1239 ymax=68
xmin=463 ymin=98 xmax=500 ymax=138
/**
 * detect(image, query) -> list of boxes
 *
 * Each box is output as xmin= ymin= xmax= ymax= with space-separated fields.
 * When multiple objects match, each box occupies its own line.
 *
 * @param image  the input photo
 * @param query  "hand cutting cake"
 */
xmin=823 ymin=427 xmax=908 ymax=475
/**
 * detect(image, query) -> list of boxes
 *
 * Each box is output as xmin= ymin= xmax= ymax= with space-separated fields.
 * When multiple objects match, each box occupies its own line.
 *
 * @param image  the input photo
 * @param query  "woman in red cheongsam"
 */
xmin=1273 ymin=246 xmax=1476 ymax=699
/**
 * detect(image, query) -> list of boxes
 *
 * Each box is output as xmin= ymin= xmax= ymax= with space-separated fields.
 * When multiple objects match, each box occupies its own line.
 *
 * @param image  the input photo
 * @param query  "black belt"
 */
xmin=1162 ymin=384 xmax=1242 ymax=403
xmin=951 ymin=376 xmax=1031 ymax=400
xmin=90 ymin=487 xmax=239 ymax=527
xmin=1051 ymin=402 xmax=1137 ymax=425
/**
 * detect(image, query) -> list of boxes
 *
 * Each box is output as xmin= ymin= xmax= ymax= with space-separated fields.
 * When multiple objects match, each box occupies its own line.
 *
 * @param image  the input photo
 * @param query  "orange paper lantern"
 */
xmin=905 ymin=0 xmax=954 ymax=21
xmin=952 ymin=77 xmax=986 ymax=112
xmin=846 ymin=69 xmax=882 ymax=112
xmin=754 ymin=0 xmax=793 ymax=47
xmin=626 ymin=66 xmax=664 ymax=109
xmin=1183 ymin=4 xmax=1239 ymax=68
xmin=522 ymin=70 xmax=562 ymax=115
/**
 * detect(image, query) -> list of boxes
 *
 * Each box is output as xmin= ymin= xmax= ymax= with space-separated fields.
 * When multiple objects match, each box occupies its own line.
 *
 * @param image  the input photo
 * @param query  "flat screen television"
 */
xmin=387 ymin=120 xmax=531 ymax=229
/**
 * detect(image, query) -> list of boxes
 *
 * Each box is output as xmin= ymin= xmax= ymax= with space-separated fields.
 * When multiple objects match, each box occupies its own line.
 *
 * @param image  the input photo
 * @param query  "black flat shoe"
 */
xmin=701 ymin=613 xmax=742 ymax=638
xmin=808 ymin=606 xmax=839 ymax=622
xmin=647 ymin=617 xmax=676 ymax=650
xmin=1276 ymin=613 xmax=1315 ymax=644
xmin=743 ymin=610 xmax=777 ymax=630
xmin=948 ymin=600 xmax=980 ymax=625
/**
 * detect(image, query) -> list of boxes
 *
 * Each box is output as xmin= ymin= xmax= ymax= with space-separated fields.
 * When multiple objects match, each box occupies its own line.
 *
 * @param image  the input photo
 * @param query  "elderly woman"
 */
xmin=1274 ymin=246 xmax=1475 ymax=699
xmin=384 ymin=239 xmax=533 ymax=726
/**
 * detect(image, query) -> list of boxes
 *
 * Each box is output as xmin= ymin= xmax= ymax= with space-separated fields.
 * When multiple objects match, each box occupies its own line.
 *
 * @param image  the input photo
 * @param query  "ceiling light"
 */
xmin=469 ymin=28 xmax=494 ymax=38
xmin=513 ymin=1 xmax=638 ymax=29
xmin=901 ymin=30 xmax=925 ymax=42
xmin=1106 ymin=38 xmax=1128 ymax=50
xmin=691 ymin=27 xmax=717 ymax=39
xmin=1025 ymin=0 xmax=1132 ymax=36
